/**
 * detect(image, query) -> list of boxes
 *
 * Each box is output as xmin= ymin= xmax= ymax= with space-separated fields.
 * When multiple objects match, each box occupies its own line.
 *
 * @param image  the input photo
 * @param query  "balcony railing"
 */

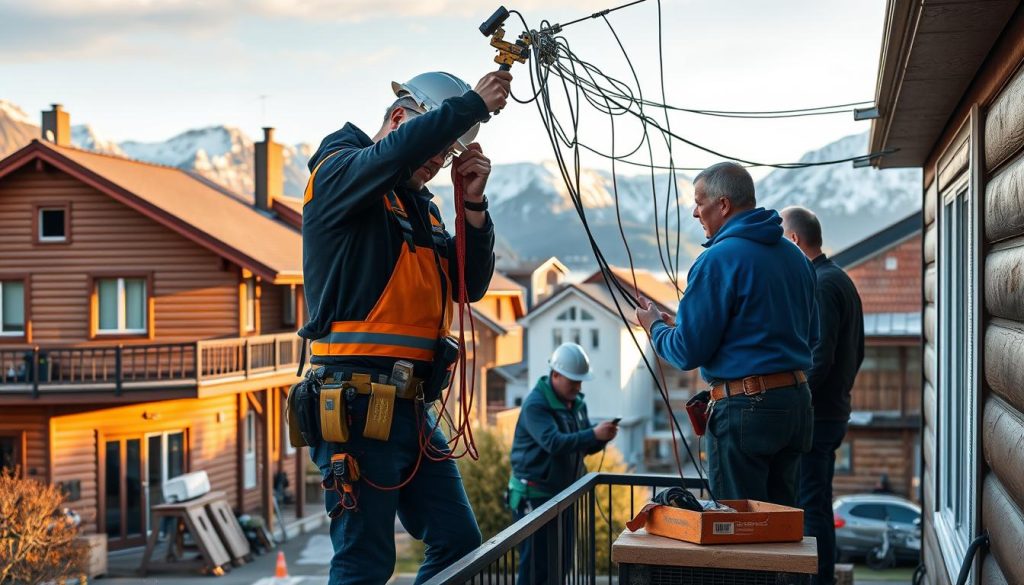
xmin=424 ymin=473 xmax=706 ymax=584
xmin=0 ymin=332 xmax=302 ymax=397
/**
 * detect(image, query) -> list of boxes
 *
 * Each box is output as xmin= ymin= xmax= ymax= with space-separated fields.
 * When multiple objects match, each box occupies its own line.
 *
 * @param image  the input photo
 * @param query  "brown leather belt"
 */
xmin=711 ymin=371 xmax=806 ymax=402
xmin=324 ymin=372 xmax=424 ymax=400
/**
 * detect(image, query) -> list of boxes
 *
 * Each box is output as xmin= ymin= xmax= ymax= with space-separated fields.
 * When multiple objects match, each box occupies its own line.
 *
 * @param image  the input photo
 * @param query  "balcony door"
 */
xmin=102 ymin=430 xmax=186 ymax=549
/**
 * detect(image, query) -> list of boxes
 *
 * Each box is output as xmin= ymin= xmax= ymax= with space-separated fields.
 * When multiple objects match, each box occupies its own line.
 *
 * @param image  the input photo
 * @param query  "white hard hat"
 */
xmin=548 ymin=343 xmax=593 ymax=382
xmin=391 ymin=71 xmax=479 ymax=152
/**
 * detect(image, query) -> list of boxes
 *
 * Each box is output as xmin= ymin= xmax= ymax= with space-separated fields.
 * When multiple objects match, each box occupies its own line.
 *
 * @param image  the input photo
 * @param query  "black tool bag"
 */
xmin=423 ymin=336 xmax=460 ymax=403
xmin=287 ymin=370 xmax=323 ymax=448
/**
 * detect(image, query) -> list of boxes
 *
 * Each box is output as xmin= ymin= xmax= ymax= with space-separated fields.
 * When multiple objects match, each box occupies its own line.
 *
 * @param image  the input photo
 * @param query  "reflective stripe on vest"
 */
xmin=311 ymin=322 xmax=438 ymax=362
xmin=310 ymin=191 xmax=452 ymax=362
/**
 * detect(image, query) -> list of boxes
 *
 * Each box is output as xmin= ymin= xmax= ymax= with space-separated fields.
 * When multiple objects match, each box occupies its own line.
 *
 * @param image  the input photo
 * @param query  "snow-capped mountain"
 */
xmin=756 ymin=133 xmax=921 ymax=253
xmin=0 ymin=100 xmax=39 ymax=159
xmin=0 ymin=100 xmax=919 ymax=273
xmin=0 ymin=101 xmax=312 ymax=198
xmin=72 ymin=124 xmax=125 ymax=156
xmin=121 ymin=126 xmax=311 ymax=198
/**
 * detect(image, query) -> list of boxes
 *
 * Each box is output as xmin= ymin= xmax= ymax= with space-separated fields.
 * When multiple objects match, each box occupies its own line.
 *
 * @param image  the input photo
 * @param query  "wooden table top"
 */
xmin=612 ymin=529 xmax=818 ymax=574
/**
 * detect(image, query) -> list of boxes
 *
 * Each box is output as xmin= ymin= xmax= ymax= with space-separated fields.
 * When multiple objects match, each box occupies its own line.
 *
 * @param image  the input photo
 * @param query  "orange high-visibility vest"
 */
xmin=310 ymin=191 xmax=453 ymax=362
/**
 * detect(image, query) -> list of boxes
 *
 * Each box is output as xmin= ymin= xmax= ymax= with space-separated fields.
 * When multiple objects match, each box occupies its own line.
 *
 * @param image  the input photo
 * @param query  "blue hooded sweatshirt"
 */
xmin=651 ymin=208 xmax=818 ymax=382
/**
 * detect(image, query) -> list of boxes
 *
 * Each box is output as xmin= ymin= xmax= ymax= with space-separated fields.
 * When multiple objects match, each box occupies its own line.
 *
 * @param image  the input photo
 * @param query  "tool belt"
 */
xmin=710 ymin=371 xmax=806 ymax=402
xmin=286 ymin=366 xmax=427 ymax=449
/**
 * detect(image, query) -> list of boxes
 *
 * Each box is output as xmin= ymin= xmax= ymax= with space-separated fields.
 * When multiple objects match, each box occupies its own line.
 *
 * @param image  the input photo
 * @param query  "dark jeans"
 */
xmin=799 ymin=419 xmax=848 ymax=585
xmin=310 ymin=395 xmax=482 ymax=585
xmin=512 ymin=497 xmax=575 ymax=585
xmin=707 ymin=384 xmax=813 ymax=506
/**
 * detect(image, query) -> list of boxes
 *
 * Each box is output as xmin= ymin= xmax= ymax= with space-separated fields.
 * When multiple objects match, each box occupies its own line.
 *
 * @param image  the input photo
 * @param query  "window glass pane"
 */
xmin=1 ymin=282 xmax=25 ymax=332
xmin=245 ymin=278 xmax=256 ymax=331
xmin=591 ymin=329 xmax=599 ymax=349
xmin=0 ymin=437 xmax=17 ymax=472
xmin=552 ymin=329 xmax=563 ymax=347
xmin=580 ymin=310 xmax=594 ymax=321
xmin=167 ymin=432 xmax=185 ymax=479
xmin=125 ymin=279 xmax=146 ymax=330
xmin=568 ymin=307 xmax=576 ymax=320
xmin=849 ymin=504 xmax=886 ymax=520
xmin=98 ymin=279 xmax=119 ymax=330
xmin=570 ymin=328 xmax=581 ymax=345
xmin=40 ymin=209 xmax=65 ymax=239
xmin=283 ymin=287 xmax=296 ymax=326
xmin=886 ymin=505 xmax=919 ymax=525
xmin=105 ymin=441 xmax=121 ymax=537
xmin=125 ymin=439 xmax=142 ymax=536
xmin=556 ymin=309 xmax=569 ymax=321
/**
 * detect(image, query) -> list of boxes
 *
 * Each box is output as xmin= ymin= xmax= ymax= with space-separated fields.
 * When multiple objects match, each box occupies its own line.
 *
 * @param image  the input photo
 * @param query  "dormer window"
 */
xmin=36 ymin=204 xmax=70 ymax=243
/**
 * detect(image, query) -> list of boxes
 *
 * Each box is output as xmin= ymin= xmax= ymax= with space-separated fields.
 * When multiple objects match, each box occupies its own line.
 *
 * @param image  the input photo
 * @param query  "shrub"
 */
xmin=0 ymin=469 xmax=87 ymax=585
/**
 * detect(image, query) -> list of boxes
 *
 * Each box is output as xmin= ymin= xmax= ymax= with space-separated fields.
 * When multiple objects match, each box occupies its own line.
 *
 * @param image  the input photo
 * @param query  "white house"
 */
xmin=515 ymin=268 xmax=683 ymax=469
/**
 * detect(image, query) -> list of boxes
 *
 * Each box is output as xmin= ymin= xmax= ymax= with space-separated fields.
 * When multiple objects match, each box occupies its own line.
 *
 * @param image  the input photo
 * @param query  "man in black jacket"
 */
xmin=300 ymin=70 xmax=511 ymax=585
xmin=509 ymin=343 xmax=618 ymax=584
xmin=782 ymin=206 xmax=865 ymax=585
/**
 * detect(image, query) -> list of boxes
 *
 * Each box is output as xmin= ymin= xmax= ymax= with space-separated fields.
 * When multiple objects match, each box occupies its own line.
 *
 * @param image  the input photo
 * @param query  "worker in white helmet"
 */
xmin=508 ymin=342 xmax=619 ymax=584
xmin=296 ymin=69 xmax=511 ymax=585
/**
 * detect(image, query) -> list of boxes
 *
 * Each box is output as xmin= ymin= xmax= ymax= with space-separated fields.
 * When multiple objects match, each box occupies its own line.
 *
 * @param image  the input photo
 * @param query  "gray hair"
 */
xmin=694 ymin=162 xmax=756 ymax=209
xmin=382 ymin=96 xmax=423 ymax=124
xmin=781 ymin=205 xmax=823 ymax=248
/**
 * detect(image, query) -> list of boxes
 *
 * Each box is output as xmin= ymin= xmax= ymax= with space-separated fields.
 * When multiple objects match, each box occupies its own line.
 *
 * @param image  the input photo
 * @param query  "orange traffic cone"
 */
xmin=275 ymin=550 xmax=289 ymax=579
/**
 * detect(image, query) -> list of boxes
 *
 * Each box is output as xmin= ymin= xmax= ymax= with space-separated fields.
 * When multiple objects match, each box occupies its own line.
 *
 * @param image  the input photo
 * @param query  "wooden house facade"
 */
xmin=0 ymin=109 xmax=312 ymax=551
xmin=869 ymin=1 xmax=1024 ymax=582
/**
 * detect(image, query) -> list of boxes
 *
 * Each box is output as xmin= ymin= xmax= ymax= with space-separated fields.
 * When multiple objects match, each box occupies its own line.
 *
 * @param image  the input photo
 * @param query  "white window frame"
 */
xmin=244 ymin=278 xmax=257 ymax=333
xmin=38 ymin=207 xmax=67 ymax=242
xmin=934 ymin=167 xmax=979 ymax=580
xmin=0 ymin=280 xmax=26 ymax=336
xmin=244 ymin=410 xmax=257 ymax=489
xmin=97 ymin=277 xmax=147 ymax=335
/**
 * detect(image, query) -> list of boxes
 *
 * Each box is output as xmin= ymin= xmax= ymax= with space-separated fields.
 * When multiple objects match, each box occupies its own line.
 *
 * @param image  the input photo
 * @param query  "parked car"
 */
xmin=833 ymin=493 xmax=921 ymax=563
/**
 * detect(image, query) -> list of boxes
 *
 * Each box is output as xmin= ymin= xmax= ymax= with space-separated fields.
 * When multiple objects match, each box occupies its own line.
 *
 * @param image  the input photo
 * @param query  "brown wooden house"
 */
xmin=830 ymin=212 xmax=923 ymax=499
xmin=869 ymin=1 xmax=1024 ymax=582
xmin=0 ymin=107 xmax=313 ymax=551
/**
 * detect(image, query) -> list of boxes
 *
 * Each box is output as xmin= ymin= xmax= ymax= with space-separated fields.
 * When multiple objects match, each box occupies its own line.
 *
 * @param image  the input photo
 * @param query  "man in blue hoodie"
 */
xmin=636 ymin=162 xmax=818 ymax=506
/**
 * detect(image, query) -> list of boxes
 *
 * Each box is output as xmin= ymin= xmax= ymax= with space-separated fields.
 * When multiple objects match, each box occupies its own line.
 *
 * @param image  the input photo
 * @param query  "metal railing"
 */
xmin=0 ymin=332 xmax=302 ymax=396
xmin=425 ymin=473 xmax=707 ymax=584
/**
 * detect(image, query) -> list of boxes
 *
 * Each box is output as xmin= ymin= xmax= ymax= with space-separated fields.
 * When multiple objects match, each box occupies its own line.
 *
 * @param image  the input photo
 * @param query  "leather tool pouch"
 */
xmin=364 ymin=383 xmax=397 ymax=441
xmin=319 ymin=383 xmax=350 ymax=443
xmin=288 ymin=375 xmax=323 ymax=448
xmin=424 ymin=336 xmax=460 ymax=403
xmin=685 ymin=390 xmax=712 ymax=437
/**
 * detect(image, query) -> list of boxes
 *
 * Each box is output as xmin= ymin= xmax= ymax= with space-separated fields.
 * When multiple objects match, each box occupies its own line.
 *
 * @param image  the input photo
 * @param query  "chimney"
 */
xmin=255 ymin=127 xmax=283 ymax=212
xmin=41 ymin=104 xmax=71 ymax=146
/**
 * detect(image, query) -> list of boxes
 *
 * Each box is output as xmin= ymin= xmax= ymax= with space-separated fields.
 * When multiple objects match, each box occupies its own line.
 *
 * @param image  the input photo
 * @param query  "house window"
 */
xmin=835 ymin=441 xmax=852 ymax=474
xmin=282 ymin=285 xmax=297 ymax=327
xmin=38 ymin=207 xmax=68 ymax=242
xmin=884 ymin=256 xmax=898 ymax=271
xmin=0 ymin=435 xmax=20 ymax=475
xmin=244 ymin=410 xmax=257 ymax=489
xmin=0 ymin=281 xmax=25 ymax=336
xmin=555 ymin=305 xmax=595 ymax=349
xmin=570 ymin=328 xmax=581 ymax=345
xmin=591 ymin=328 xmax=600 ymax=349
xmin=552 ymin=329 xmax=563 ymax=348
xmin=936 ymin=181 xmax=976 ymax=562
xmin=97 ymin=277 xmax=147 ymax=334
xmin=244 ymin=277 xmax=256 ymax=333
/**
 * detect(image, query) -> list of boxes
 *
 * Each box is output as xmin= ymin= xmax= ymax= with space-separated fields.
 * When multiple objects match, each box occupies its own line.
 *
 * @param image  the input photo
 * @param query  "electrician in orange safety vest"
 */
xmin=298 ymin=70 xmax=512 ymax=585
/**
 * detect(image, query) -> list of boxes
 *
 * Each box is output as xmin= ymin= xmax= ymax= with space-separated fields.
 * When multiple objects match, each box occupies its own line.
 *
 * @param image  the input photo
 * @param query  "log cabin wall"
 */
xmin=978 ymin=52 xmax=1024 ymax=585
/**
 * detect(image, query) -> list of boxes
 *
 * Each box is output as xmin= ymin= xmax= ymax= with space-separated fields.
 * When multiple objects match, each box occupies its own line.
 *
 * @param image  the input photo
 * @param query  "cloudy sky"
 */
xmin=0 ymin=0 xmax=886 ymax=178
